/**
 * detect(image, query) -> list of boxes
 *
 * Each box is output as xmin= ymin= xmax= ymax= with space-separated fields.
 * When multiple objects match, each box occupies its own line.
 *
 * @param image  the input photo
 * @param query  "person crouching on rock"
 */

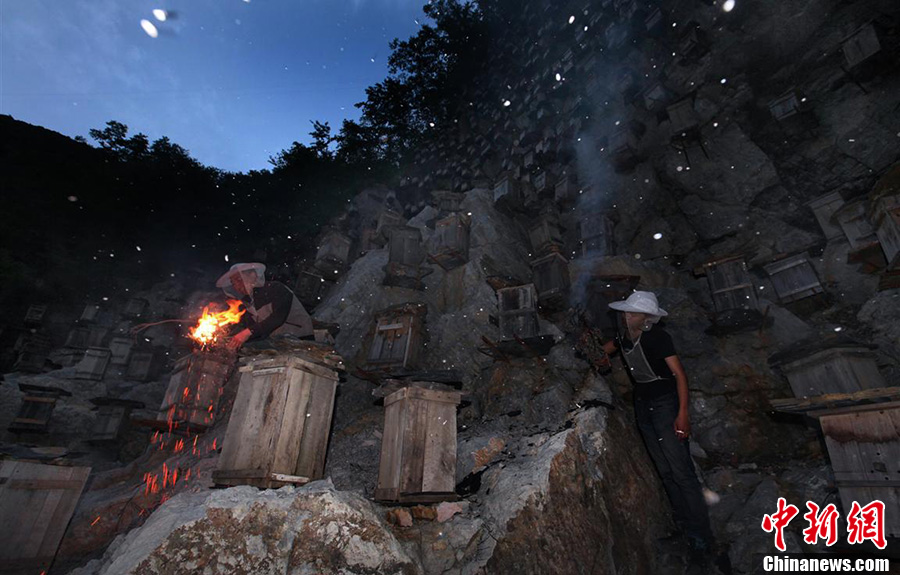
xmin=216 ymin=262 xmax=314 ymax=352
xmin=601 ymin=291 xmax=715 ymax=561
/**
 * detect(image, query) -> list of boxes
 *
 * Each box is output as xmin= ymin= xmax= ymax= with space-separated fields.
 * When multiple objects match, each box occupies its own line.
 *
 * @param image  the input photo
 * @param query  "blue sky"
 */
xmin=1 ymin=0 xmax=426 ymax=172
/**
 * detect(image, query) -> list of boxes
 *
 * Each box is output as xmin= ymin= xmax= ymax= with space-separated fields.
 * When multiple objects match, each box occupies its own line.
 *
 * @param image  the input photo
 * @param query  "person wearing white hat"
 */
xmin=602 ymin=291 xmax=714 ymax=560
xmin=216 ymin=262 xmax=314 ymax=351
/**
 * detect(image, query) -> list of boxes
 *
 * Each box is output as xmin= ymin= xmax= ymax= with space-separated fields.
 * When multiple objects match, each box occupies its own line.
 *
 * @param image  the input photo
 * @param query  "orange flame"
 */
xmin=189 ymin=299 xmax=245 ymax=346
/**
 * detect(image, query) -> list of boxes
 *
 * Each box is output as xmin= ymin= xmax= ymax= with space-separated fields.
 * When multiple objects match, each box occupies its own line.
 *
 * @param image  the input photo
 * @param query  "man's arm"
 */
xmin=665 ymin=354 xmax=691 ymax=439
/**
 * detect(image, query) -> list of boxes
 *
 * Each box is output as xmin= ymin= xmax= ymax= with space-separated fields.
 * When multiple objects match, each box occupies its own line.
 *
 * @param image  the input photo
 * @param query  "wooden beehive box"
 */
xmin=79 ymin=304 xmax=101 ymax=323
xmin=498 ymin=284 xmax=540 ymax=339
xmin=703 ymin=256 xmax=758 ymax=313
xmin=531 ymin=252 xmax=571 ymax=309
xmin=529 ymin=214 xmax=563 ymax=257
xmin=108 ymin=336 xmax=134 ymax=366
xmin=762 ymin=254 xmax=824 ymax=304
xmin=769 ymin=340 xmax=886 ymax=397
xmin=376 ymin=209 xmax=406 ymax=243
xmin=842 ymin=22 xmax=881 ymax=69
xmin=428 ymin=213 xmax=470 ymax=271
xmin=667 ymin=98 xmax=700 ymax=136
xmin=492 ymin=174 xmax=520 ymax=206
xmin=13 ymin=334 xmax=51 ymax=374
xmin=0 ymin=460 xmax=91 ymax=575
xmin=871 ymin=194 xmax=900 ymax=269
xmin=295 ymin=269 xmax=333 ymax=309
xmin=125 ymin=349 xmax=161 ymax=382
xmin=74 ymin=347 xmax=111 ymax=381
xmin=315 ymin=230 xmax=352 ymax=272
xmin=9 ymin=384 xmax=72 ymax=434
xmin=23 ymin=304 xmax=48 ymax=327
xmin=431 ymin=190 xmax=464 ymax=213
xmin=158 ymin=348 xmax=236 ymax=432
xmin=374 ymin=380 xmax=462 ymax=503
xmin=365 ymin=303 xmax=427 ymax=372
xmin=832 ymin=199 xmax=877 ymax=250
xmin=807 ymin=191 xmax=845 ymax=240
xmin=532 ymin=171 xmax=549 ymax=194
xmin=555 ymin=174 xmax=578 ymax=204
xmin=89 ymin=397 xmax=145 ymax=443
xmin=768 ymin=92 xmax=804 ymax=121
xmin=813 ymin=401 xmax=900 ymax=538
xmin=213 ymin=351 xmax=342 ymax=488
xmin=122 ymin=297 xmax=149 ymax=319
xmin=580 ymin=214 xmax=616 ymax=257
xmin=385 ymin=227 xmax=429 ymax=289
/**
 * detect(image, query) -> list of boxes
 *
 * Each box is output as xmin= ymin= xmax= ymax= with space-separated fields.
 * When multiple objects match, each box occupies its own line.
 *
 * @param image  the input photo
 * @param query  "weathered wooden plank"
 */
xmin=401 ymin=397 xmax=427 ymax=494
xmin=376 ymin=396 xmax=404 ymax=499
xmin=295 ymin=375 xmax=337 ymax=480
xmin=274 ymin=369 xmax=314 ymax=478
xmin=422 ymin=401 xmax=457 ymax=493
xmin=249 ymin=370 xmax=292 ymax=472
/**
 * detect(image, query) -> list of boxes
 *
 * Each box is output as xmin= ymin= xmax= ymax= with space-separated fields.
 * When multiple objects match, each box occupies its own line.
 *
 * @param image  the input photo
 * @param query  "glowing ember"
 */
xmin=189 ymin=299 xmax=245 ymax=346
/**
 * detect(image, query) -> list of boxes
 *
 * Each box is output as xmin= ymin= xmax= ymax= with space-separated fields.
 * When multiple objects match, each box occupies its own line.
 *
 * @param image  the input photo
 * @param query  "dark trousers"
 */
xmin=634 ymin=391 xmax=713 ymax=545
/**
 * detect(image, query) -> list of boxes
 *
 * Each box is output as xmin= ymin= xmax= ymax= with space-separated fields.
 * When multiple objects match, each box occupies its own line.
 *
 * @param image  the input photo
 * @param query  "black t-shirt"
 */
xmin=616 ymin=324 xmax=678 ymax=399
xmin=240 ymin=281 xmax=295 ymax=340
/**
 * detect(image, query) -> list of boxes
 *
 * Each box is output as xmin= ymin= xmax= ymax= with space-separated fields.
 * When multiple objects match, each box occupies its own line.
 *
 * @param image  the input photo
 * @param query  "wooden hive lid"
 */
xmin=767 ymin=335 xmax=878 ymax=368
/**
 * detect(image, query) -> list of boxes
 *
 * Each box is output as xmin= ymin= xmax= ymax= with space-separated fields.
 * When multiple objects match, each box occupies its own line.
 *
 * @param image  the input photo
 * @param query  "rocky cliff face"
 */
xmin=3 ymin=0 xmax=898 ymax=574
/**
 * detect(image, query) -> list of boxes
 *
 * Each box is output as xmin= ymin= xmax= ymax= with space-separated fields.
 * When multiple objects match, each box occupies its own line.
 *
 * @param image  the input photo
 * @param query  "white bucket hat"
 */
xmin=608 ymin=291 xmax=668 ymax=322
xmin=215 ymin=262 xmax=266 ymax=289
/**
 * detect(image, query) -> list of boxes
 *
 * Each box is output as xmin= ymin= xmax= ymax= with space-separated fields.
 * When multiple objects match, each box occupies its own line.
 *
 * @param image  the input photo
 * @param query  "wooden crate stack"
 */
xmin=374 ymin=380 xmax=463 ymax=503
xmin=158 ymin=348 xmax=237 ymax=433
xmin=214 ymin=348 xmax=343 ymax=488
xmin=0 ymin=461 xmax=91 ymax=575
xmin=314 ymin=230 xmax=352 ymax=279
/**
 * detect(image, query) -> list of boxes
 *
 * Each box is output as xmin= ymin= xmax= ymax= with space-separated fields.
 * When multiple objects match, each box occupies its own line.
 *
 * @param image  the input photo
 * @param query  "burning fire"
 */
xmin=189 ymin=299 xmax=245 ymax=346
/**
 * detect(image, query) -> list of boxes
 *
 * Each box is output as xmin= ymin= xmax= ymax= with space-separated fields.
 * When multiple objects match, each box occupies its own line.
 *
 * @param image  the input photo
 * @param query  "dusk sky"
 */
xmin=1 ymin=0 xmax=427 ymax=172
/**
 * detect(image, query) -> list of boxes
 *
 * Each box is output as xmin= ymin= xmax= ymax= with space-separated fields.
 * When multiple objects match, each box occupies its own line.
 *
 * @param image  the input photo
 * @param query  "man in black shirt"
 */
xmin=215 ymin=262 xmax=314 ymax=351
xmin=602 ymin=291 xmax=714 ymax=561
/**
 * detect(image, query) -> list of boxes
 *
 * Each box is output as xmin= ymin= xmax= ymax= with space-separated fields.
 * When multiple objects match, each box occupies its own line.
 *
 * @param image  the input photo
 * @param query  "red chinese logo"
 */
xmin=763 ymin=498 xmax=888 ymax=551
xmin=802 ymin=502 xmax=839 ymax=546
xmin=761 ymin=497 xmax=799 ymax=552
xmin=847 ymin=500 xmax=887 ymax=549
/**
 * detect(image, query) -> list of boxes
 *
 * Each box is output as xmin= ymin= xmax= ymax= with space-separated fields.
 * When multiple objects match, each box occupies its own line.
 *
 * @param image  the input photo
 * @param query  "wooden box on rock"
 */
xmin=9 ymin=384 xmax=71 ymax=434
xmin=871 ymin=194 xmax=900 ymax=269
xmin=158 ymin=348 xmax=236 ymax=432
xmin=365 ymin=303 xmax=427 ymax=372
xmin=531 ymin=252 xmax=571 ymax=309
xmin=769 ymin=339 xmax=886 ymax=398
xmin=0 ymin=461 xmax=91 ymax=575
xmin=762 ymin=254 xmax=824 ymax=304
xmin=807 ymin=192 xmax=845 ymax=240
xmin=702 ymin=255 xmax=760 ymax=325
xmin=498 ymin=284 xmax=540 ymax=339
xmin=213 ymin=351 xmax=341 ymax=488
xmin=815 ymin=402 xmax=900 ymax=538
xmin=13 ymin=334 xmax=51 ymax=373
xmin=384 ymin=226 xmax=429 ymax=289
xmin=375 ymin=380 xmax=462 ymax=503
xmin=295 ymin=269 xmax=333 ymax=309
xmin=376 ymin=209 xmax=406 ymax=244
xmin=428 ymin=214 xmax=470 ymax=271
xmin=580 ymin=213 xmax=616 ymax=257
xmin=125 ymin=349 xmax=161 ymax=382
xmin=122 ymin=297 xmax=149 ymax=319
xmin=89 ymin=397 xmax=145 ymax=443
xmin=23 ymin=304 xmax=48 ymax=327
xmin=73 ymin=347 xmax=111 ymax=381
xmin=314 ymin=230 xmax=352 ymax=276
xmin=108 ymin=336 xmax=134 ymax=366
